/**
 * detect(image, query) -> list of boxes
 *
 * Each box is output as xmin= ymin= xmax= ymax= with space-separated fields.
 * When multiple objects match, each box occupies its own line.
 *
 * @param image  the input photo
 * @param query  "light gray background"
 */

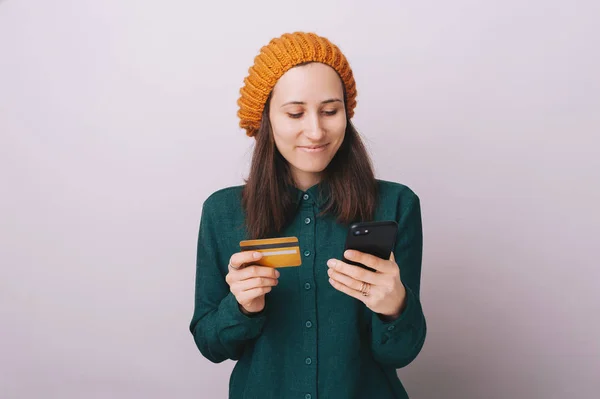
xmin=1 ymin=1 xmax=599 ymax=398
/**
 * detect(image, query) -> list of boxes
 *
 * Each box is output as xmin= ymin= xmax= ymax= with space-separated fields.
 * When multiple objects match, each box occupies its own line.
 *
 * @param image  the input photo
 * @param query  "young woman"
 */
xmin=189 ymin=32 xmax=426 ymax=399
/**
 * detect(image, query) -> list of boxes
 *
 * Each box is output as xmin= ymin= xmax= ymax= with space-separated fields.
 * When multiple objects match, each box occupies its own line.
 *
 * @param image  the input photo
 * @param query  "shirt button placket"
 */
xmin=299 ymin=190 xmax=317 ymax=398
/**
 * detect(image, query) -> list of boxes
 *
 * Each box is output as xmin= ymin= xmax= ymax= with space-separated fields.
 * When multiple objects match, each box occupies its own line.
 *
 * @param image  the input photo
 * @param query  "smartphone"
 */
xmin=342 ymin=220 xmax=398 ymax=272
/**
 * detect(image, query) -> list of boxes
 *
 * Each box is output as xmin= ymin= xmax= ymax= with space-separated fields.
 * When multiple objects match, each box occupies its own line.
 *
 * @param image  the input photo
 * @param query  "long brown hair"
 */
xmin=241 ymin=87 xmax=378 ymax=239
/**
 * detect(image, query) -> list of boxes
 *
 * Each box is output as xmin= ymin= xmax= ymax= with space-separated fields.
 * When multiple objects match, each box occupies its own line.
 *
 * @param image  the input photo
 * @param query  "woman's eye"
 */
xmin=287 ymin=110 xmax=337 ymax=118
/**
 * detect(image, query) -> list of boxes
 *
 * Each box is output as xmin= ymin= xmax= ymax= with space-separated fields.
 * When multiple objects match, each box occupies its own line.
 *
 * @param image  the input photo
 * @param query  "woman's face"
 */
xmin=269 ymin=62 xmax=347 ymax=190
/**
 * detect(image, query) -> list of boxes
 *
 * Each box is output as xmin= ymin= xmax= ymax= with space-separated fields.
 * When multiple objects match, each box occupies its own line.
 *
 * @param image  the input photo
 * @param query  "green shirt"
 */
xmin=189 ymin=179 xmax=426 ymax=399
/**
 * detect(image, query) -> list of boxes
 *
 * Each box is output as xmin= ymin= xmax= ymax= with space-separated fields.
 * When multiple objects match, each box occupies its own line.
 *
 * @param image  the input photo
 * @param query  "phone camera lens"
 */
xmin=353 ymin=231 xmax=361 ymax=236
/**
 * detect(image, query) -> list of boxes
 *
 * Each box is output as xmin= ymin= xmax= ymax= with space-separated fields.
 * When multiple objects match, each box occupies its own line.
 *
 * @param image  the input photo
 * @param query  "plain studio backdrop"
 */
xmin=1 ymin=1 xmax=599 ymax=398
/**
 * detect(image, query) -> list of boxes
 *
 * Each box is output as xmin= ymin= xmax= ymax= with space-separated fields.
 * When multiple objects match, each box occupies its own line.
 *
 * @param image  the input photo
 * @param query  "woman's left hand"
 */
xmin=327 ymin=250 xmax=407 ymax=320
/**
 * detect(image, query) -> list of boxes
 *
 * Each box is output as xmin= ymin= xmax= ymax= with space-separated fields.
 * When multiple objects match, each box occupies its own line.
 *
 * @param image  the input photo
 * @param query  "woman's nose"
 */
xmin=303 ymin=113 xmax=325 ymax=139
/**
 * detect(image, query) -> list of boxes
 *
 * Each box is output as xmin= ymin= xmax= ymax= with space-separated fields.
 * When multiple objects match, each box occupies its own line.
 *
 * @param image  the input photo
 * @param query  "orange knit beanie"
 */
xmin=237 ymin=32 xmax=357 ymax=137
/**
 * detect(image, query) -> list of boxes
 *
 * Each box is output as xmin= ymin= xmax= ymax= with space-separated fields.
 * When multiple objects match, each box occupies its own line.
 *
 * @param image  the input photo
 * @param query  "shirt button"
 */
xmin=387 ymin=325 xmax=395 ymax=331
xmin=304 ymin=282 xmax=311 ymax=290
xmin=305 ymin=321 xmax=312 ymax=328
xmin=303 ymin=194 xmax=309 ymax=200
xmin=304 ymin=217 xmax=311 ymax=224
xmin=305 ymin=395 xmax=312 ymax=399
xmin=305 ymin=357 xmax=312 ymax=365
xmin=304 ymin=250 xmax=310 ymax=257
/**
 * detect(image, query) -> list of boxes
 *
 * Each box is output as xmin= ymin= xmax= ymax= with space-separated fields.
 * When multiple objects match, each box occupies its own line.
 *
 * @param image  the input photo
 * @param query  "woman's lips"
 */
xmin=298 ymin=144 xmax=328 ymax=153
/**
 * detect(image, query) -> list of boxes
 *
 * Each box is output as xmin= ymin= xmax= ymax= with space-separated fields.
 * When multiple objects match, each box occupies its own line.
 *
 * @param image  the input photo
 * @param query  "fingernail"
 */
xmin=344 ymin=250 xmax=353 ymax=258
xmin=327 ymin=259 xmax=337 ymax=267
xmin=253 ymin=252 xmax=261 ymax=259
xmin=275 ymin=270 xmax=280 ymax=277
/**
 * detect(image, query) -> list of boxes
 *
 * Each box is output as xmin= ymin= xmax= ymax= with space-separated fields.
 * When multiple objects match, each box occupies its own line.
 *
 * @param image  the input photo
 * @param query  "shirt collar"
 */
xmin=289 ymin=179 xmax=331 ymax=209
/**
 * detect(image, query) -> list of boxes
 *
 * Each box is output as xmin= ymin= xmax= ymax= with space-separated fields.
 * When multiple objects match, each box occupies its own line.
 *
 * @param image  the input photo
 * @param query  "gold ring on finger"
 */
xmin=361 ymin=282 xmax=370 ymax=296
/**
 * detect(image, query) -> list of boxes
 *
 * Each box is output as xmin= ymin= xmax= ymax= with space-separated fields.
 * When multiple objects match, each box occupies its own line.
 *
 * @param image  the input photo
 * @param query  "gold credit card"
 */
xmin=239 ymin=236 xmax=302 ymax=268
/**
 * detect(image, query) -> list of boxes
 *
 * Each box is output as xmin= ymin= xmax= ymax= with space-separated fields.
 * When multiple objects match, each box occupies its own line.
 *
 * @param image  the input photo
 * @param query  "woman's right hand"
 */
xmin=225 ymin=251 xmax=280 ymax=315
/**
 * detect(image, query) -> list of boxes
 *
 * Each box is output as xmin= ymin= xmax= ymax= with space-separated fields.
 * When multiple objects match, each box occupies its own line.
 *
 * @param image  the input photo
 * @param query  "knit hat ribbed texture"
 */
xmin=237 ymin=32 xmax=357 ymax=137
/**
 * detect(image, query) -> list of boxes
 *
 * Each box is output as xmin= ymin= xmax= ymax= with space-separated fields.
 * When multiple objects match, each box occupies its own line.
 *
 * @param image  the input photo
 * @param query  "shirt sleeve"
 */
xmin=370 ymin=192 xmax=427 ymax=368
xmin=189 ymin=200 xmax=267 ymax=363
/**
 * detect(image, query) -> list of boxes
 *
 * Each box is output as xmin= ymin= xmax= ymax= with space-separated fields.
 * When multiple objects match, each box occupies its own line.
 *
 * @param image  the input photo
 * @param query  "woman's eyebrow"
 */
xmin=281 ymin=98 xmax=343 ymax=107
